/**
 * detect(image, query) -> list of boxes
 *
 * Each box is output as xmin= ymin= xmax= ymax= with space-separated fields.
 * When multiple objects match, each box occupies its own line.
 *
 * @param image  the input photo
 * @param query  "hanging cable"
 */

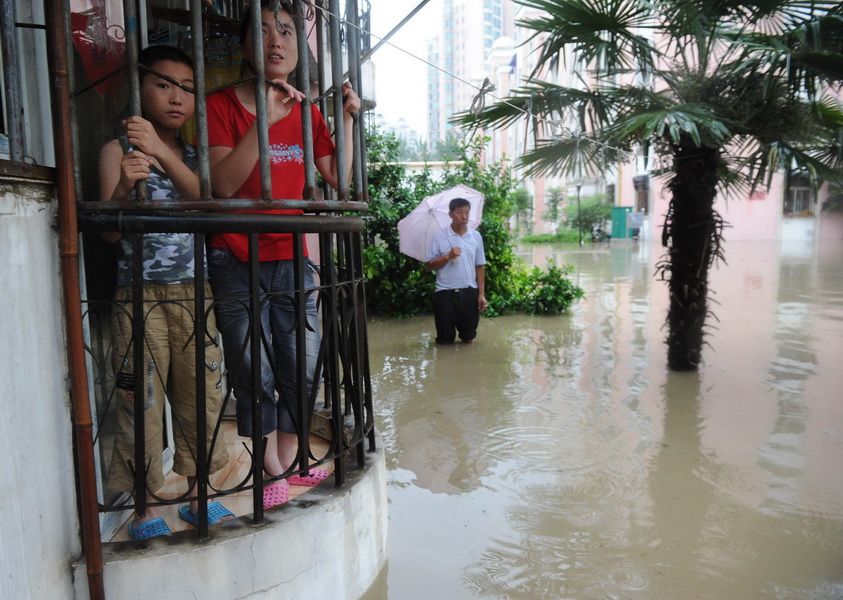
xmin=311 ymin=1 xmax=630 ymax=157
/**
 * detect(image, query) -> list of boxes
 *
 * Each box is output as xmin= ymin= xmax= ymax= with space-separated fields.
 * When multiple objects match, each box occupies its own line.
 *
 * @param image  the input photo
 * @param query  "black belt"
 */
xmin=438 ymin=287 xmax=475 ymax=293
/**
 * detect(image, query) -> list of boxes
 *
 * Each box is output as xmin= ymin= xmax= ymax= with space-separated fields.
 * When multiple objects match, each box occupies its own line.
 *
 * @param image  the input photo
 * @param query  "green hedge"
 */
xmin=363 ymin=127 xmax=584 ymax=317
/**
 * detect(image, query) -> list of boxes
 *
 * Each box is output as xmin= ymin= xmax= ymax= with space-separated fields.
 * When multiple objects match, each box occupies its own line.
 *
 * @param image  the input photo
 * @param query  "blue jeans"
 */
xmin=208 ymin=248 xmax=320 ymax=437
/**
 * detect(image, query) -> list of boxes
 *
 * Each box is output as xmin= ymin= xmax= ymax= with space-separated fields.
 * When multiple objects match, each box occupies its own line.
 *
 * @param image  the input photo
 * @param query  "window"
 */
xmin=785 ymin=186 xmax=814 ymax=216
xmin=0 ymin=53 xmax=7 ymax=157
xmin=0 ymin=0 xmax=54 ymax=165
xmin=784 ymin=174 xmax=815 ymax=216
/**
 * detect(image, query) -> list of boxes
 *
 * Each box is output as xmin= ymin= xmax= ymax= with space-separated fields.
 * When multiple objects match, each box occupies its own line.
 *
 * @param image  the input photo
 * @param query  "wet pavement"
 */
xmin=362 ymin=239 xmax=843 ymax=600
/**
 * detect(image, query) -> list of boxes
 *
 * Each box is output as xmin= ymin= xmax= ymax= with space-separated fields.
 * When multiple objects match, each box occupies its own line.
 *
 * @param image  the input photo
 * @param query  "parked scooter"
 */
xmin=591 ymin=224 xmax=611 ymax=243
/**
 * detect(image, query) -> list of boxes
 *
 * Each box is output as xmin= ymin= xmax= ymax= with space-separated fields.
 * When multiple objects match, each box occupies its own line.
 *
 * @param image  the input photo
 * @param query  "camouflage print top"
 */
xmin=115 ymin=138 xmax=205 ymax=286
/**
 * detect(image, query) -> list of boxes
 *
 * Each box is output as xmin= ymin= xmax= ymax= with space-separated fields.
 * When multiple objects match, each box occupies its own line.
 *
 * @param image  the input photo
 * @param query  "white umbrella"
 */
xmin=397 ymin=184 xmax=484 ymax=262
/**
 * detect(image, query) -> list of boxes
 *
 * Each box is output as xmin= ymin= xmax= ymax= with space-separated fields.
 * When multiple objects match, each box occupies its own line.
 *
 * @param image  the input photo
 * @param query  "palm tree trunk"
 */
xmin=661 ymin=142 xmax=723 ymax=371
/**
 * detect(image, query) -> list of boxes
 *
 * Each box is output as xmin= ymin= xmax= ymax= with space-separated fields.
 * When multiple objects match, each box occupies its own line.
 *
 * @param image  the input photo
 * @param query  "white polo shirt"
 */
xmin=426 ymin=226 xmax=486 ymax=292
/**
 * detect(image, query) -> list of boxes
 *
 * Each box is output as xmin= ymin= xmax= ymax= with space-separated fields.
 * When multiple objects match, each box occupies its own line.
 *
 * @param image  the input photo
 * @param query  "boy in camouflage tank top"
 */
xmin=98 ymin=45 xmax=232 ymax=540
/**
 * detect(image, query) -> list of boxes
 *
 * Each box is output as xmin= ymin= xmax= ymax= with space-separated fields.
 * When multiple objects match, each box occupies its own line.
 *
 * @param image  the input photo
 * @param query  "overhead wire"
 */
xmin=310 ymin=0 xmax=632 ymax=159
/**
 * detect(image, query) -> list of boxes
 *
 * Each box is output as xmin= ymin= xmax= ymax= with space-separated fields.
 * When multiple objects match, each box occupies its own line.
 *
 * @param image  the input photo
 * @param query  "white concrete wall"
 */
xmin=0 ymin=175 xmax=80 ymax=599
xmin=73 ymin=447 xmax=388 ymax=600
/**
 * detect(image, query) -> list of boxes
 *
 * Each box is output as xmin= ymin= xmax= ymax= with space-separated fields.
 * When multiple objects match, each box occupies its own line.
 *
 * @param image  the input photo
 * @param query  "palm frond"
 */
xmin=518 ymin=134 xmax=625 ymax=178
xmin=809 ymin=97 xmax=843 ymax=167
xmin=723 ymin=11 xmax=843 ymax=97
xmin=716 ymin=162 xmax=753 ymax=199
xmin=516 ymin=0 xmax=658 ymax=75
xmin=748 ymin=1 xmax=843 ymax=36
xmin=791 ymin=49 xmax=843 ymax=80
xmin=654 ymin=0 xmax=840 ymax=37
xmin=814 ymin=95 xmax=843 ymax=128
xmin=451 ymin=80 xmax=635 ymax=135
xmin=737 ymin=138 xmax=843 ymax=191
xmin=609 ymin=103 xmax=732 ymax=147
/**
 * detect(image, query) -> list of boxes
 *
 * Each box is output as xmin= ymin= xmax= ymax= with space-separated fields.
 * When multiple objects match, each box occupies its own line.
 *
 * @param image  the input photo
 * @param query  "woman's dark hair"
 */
xmin=238 ymin=0 xmax=295 ymax=43
xmin=138 ymin=45 xmax=193 ymax=82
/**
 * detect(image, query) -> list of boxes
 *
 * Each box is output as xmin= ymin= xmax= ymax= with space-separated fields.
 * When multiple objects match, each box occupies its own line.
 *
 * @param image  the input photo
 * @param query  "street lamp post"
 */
xmin=576 ymin=183 xmax=582 ymax=246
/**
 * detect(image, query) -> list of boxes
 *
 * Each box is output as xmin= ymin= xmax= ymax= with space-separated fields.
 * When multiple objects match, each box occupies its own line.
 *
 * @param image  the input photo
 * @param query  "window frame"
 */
xmin=0 ymin=0 xmax=54 ymax=167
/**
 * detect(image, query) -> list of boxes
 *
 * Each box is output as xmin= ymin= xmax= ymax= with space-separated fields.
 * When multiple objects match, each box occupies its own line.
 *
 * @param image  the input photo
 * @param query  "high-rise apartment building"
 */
xmin=427 ymin=0 xmax=513 ymax=143
xmin=427 ymin=36 xmax=442 ymax=143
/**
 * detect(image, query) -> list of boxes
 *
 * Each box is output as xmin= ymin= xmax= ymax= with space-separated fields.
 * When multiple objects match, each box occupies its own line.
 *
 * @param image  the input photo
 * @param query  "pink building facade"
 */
xmin=477 ymin=5 xmax=843 ymax=243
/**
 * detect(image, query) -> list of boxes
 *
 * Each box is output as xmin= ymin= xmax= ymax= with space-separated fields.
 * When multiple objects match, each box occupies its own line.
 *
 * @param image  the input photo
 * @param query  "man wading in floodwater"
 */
xmin=424 ymin=197 xmax=488 ymax=344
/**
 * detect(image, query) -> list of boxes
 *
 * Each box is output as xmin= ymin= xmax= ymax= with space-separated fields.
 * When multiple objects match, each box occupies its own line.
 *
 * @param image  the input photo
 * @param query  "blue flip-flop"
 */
xmin=128 ymin=517 xmax=171 ymax=540
xmin=178 ymin=501 xmax=235 ymax=527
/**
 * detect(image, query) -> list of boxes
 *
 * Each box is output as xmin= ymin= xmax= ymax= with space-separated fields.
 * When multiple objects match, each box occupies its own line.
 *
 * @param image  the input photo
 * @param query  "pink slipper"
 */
xmin=263 ymin=480 xmax=289 ymax=509
xmin=287 ymin=468 xmax=330 ymax=487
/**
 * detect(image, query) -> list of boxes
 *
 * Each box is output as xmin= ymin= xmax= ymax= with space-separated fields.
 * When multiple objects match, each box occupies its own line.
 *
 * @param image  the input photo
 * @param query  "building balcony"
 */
xmin=73 ymin=424 xmax=387 ymax=600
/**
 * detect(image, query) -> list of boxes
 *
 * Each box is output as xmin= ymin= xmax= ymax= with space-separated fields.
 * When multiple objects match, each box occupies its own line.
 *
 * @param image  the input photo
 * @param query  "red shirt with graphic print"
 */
xmin=206 ymin=85 xmax=335 ymax=261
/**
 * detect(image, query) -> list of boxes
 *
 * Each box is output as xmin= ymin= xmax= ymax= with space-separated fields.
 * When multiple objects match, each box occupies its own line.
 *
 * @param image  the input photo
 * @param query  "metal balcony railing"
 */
xmin=0 ymin=1 xmax=377 ymax=599
xmin=78 ymin=209 xmax=376 ymax=530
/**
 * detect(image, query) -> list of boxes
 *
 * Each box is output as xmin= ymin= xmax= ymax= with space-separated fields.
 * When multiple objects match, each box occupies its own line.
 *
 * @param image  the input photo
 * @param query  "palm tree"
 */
xmin=456 ymin=0 xmax=843 ymax=371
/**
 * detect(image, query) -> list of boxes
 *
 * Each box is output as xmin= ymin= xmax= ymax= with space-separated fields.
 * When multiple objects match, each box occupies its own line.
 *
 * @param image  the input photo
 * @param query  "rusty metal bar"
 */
xmin=78 ymin=212 xmax=364 ymax=234
xmin=250 ymin=0 xmax=273 ymax=200
xmin=328 ymin=0 xmax=348 ymax=200
xmin=78 ymin=199 xmax=368 ymax=212
xmin=130 ymin=235 xmax=146 ymax=521
xmin=292 ymin=233 xmax=310 ymax=477
xmin=354 ymin=0 xmax=374 ymax=203
xmin=346 ymin=231 xmax=366 ymax=466
xmin=191 ymin=0 xmax=211 ymax=200
xmin=189 ymin=0 xmax=211 ymax=540
xmin=124 ymin=0 xmax=148 ymax=518
xmin=314 ymin=0 xmax=332 ymax=200
xmin=45 ymin=2 xmax=104 ymax=599
xmin=320 ymin=231 xmax=345 ymax=484
xmin=354 ymin=230 xmax=376 ymax=452
xmin=248 ymin=233 xmax=265 ymax=522
xmin=353 ymin=0 xmax=371 ymax=202
xmin=1 ymin=0 xmax=25 ymax=162
xmin=295 ymin=0 xmax=316 ymax=199
xmin=123 ymin=0 xmax=147 ymax=202
xmin=315 ymin=3 xmax=328 ymax=129
xmin=193 ymin=235 xmax=210 ymax=538
xmin=345 ymin=0 xmax=363 ymax=201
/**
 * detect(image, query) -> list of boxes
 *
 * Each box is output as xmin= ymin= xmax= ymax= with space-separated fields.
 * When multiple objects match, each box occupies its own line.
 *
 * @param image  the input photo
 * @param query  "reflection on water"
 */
xmin=363 ymin=240 xmax=843 ymax=600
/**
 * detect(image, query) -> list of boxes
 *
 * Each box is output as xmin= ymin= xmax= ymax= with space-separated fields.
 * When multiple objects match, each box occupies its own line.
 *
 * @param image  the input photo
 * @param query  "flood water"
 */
xmin=361 ymin=239 xmax=843 ymax=600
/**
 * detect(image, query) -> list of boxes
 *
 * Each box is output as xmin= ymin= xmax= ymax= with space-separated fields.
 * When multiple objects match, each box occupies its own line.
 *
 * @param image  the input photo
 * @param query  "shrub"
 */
xmin=521 ymin=229 xmax=582 ymax=244
xmin=517 ymin=262 xmax=585 ymax=315
xmin=566 ymin=195 xmax=611 ymax=233
xmin=364 ymin=126 xmax=584 ymax=317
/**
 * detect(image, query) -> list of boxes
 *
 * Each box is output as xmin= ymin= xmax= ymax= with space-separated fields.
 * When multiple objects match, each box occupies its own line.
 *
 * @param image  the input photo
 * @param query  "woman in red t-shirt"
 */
xmin=206 ymin=0 xmax=359 ymax=507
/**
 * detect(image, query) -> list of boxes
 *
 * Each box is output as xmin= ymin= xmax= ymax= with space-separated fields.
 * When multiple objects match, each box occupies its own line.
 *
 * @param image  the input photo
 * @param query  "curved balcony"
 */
xmin=74 ymin=202 xmax=385 ymax=599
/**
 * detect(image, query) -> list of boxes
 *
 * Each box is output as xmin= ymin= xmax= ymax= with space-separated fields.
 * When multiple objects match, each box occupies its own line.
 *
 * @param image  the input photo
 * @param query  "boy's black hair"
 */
xmin=138 ymin=45 xmax=193 ymax=82
xmin=449 ymin=197 xmax=471 ymax=212
xmin=239 ymin=0 xmax=295 ymax=43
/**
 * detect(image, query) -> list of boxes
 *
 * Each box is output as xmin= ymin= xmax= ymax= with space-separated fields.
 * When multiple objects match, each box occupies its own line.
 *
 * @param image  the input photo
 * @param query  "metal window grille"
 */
xmin=36 ymin=2 xmax=376 ymax=599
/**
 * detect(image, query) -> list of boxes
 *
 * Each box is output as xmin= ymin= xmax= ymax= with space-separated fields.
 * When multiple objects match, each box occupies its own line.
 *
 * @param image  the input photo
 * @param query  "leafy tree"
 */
xmin=412 ymin=138 xmax=432 ymax=162
xmin=543 ymin=186 xmax=565 ymax=230
xmin=566 ymin=194 xmax=611 ymax=235
xmin=511 ymin=187 xmax=533 ymax=233
xmin=364 ymin=125 xmax=584 ymax=317
xmin=456 ymin=0 xmax=843 ymax=370
xmin=432 ymin=130 xmax=464 ymax=162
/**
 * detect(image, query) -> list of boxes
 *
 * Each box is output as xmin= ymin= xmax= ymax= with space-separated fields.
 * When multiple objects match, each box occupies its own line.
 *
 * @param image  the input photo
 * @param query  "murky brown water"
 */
xmin=362 ymin=239 xmax=843 ymax=600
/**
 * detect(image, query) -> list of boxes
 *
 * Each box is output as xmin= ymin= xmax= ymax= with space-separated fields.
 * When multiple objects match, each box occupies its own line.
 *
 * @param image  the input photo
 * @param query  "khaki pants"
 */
xmin=106 ymin=282 xmax=229 ymax=495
